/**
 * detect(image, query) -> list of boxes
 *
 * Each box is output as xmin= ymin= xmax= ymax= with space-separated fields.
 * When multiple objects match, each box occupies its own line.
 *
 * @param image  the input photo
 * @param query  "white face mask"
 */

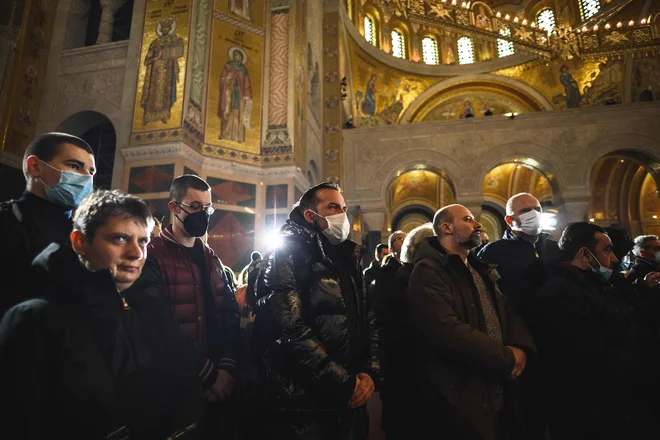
xmin=512 ymin=210 xmax=542 ymax=236
xmin=311 ymin=211 xmax=350 ymax=245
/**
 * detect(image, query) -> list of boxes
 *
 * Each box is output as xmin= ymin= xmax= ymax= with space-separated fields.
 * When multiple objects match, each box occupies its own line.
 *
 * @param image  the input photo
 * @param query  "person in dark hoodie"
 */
xmin=0 ymin=189 xmax=202 ymax=439
xmin=254 ymin=181 xmax=380 ymax=440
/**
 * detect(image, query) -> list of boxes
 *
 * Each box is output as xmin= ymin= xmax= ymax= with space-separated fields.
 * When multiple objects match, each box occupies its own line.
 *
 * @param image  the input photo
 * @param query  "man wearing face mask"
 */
xmin=628 ymin=235 xmax=660 ymax=286
xmin=254 ymin=181 xmax=380 ymax=440
xmin=0 ymin=132 xmax=95 ymax=316
xmin=408 ymin=204 xmax=535 ymax=440
xmin=534 ymin=222 xmax=659 ymax=439
xmin=478 ymin=193 xmax=548 ymax=317
xmin=144 ymin=174 xmax=240 ymax=440
xmin=478 ymin=193 xmax=550 ymax=440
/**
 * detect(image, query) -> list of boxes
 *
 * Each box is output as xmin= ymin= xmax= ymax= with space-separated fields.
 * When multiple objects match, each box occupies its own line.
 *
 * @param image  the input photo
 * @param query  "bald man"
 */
xmin=478 ymin=193 xmax=548 ymax=313
xmin=478 ymin=193 xmax=549 ymax=440
xmin=408 ymin=204 xmax=535 ymax=440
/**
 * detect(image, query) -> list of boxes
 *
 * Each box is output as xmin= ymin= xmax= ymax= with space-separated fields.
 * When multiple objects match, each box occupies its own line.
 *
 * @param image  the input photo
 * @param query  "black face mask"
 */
xmin=176 ymin=206 xmax=210 ymax=237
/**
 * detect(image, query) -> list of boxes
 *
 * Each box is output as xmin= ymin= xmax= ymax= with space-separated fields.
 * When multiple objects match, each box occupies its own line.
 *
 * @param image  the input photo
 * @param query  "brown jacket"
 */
xmin=408 ymin=237 xmax=536 ymax=440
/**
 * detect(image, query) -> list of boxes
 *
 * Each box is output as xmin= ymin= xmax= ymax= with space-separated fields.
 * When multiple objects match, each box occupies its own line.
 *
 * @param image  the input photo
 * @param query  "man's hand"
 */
xmin=209 ymin=369 xmax=235 ymax=402
xmin=644 ymin=271 xmax=660 ymax=289
xmin=349 ymin=373 xmax=375 ymax=409
xmin=507 ymin=346 xmax=527 ymax=379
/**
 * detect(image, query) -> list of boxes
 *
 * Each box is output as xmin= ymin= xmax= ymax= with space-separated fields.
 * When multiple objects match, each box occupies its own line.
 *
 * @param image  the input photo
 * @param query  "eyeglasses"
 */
xmin=176 ymin=201 xmax=215 ymax=215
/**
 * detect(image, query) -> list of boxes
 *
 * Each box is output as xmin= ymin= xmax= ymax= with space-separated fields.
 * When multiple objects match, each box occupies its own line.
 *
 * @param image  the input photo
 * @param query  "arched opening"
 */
xmin=482 ymin=161 xmax=554 ymax=239
xmin=64 ymin=0 xmax=134 ymax=49
xmin=589 ymin=151 xmax=660 ymax=237
xmin=387 ymin=166 xmax=456 ymax=232
xmin=56 ymin=111 xmax=117 ymax=190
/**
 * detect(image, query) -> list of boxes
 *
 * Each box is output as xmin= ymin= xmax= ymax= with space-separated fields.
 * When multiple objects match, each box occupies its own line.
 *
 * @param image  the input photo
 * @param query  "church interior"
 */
xmin=0 ymin=0 xmax=659 ymax=272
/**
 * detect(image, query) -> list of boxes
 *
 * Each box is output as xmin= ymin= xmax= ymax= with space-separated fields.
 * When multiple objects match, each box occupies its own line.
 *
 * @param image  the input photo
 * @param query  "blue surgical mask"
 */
xmin=40 ymin=160 xmax=93 ymax=209
xmin=586 ymin=249 xmax=613 ymax=282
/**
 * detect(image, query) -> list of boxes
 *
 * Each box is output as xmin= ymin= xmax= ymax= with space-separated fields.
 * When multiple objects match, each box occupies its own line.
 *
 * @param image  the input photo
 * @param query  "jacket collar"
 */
xmin=414 ymin=236 xmax=498 ymax=276
xmin=634 ymin=257 xmax=660 ymax=271
xmin=160 ymin=224 xmax=206 ymax=249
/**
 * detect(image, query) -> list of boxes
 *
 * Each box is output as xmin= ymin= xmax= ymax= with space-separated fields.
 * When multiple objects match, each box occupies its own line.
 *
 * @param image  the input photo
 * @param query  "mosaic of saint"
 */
xmin=218 ymin=47 xmax=253 ymax=143
xmin=140 ymin=18 xmax=183 ymax=125
xmin=140 ymin=17 xmax=185 ymax=126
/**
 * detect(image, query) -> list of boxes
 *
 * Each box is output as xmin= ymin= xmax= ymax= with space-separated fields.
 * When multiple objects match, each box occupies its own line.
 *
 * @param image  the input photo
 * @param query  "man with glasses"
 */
xmin=144 ymin=174 xmax=240 ymax=439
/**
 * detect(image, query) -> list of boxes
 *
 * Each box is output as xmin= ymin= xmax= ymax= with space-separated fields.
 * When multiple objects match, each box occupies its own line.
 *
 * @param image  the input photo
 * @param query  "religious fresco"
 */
xmin=204 ymin=0 xmax=265 ymax=155
xmin=132 ymin=0 xmax=191 ymax=133
xmin=348 ymin=35 xmax=442 ymax=127
xmin=422 ymin=94 xmax=523 ymax=121
xmin=2 ymin=0 xmax=60 ymax=155
xmin=493 ymin=57 xmax=626 ymax=110
xmin=389 ymin=170 xmax=455 ymax=210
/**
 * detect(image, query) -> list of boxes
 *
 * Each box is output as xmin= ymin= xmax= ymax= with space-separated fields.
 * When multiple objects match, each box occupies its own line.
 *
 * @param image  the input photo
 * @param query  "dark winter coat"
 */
xmin=362 ymin=258 xmax=382 ymax=289
xmin=408 ymin=237 xmax=536 ymax=440
xmin=627 ymin=256 xmax=660 ymax=284
xmin=533 ymin=263 xmax=659 ymax=439
xmin=478 ymin=229 xmax=547 ymax=315
xmin=254 ymin=208 xmax=380 ymax=412
xmin=0 ymin=244 xmax=203 ymax=439
xmin=0 ymin=192 xmax=74 ymax=315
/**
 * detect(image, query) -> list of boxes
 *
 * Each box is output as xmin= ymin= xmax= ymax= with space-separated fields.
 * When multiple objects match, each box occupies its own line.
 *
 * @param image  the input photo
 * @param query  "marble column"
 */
xmin=96 ymin=0 xmax=126 ymax=45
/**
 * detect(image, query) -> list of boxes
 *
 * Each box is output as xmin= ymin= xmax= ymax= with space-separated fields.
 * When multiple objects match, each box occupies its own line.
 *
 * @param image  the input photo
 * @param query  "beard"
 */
xmin=456 ymin=231 xmax=482 ymax=249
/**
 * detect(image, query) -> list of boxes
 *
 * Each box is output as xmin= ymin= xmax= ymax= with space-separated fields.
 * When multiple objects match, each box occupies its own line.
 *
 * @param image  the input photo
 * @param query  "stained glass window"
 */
xmin=421 ymin=37 xmax=439 ymax=65
xmin=457 ymin=36 xmax=474 ymax=65
xmin=497 ymin=26 xmax=515 ymax=57
xmin=537 ymin=9 xmax=556 ymax=34
xmin=364 ymin=16 xmax=375 ymax=45
xmin=391 ymin=30 xmax=405 ymax=58
xmin=579 ymin=0 xmax=600 ymax=21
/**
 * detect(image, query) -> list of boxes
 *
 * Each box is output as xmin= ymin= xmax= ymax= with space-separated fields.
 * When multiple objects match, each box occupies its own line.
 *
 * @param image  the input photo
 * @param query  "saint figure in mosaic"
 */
xmin=141 ymin=18 xmax=184 ymax=125
xmin=218 ymin=47 xmax=253 ymax=143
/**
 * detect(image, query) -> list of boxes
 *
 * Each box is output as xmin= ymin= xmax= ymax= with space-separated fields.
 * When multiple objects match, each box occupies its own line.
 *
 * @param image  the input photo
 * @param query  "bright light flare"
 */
xmin=541 ymin=212 xmax=557 ymax=231
xmin=266 ymin=229 xmax=283 ymax=250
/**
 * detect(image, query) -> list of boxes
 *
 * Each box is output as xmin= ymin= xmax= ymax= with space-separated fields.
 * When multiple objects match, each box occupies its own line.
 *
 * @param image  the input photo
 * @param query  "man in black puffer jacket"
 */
xmin=254 ymin=182 xmax=380 ymax=440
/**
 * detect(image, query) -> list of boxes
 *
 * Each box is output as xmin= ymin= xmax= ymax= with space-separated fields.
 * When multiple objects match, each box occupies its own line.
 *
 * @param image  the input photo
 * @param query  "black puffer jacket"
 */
xmin=254 ymin=208 xmax=380 ymax=410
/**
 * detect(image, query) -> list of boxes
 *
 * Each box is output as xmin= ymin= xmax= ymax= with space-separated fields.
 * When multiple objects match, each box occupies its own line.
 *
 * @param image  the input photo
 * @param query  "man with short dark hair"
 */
xmin=534 ymin=222 xmax=659 ymax=439
xmin=363 ymin=243 xmax=389 ymax=288
xmin=254 ymin=181 xmax=379 ymax=439
xmin=409 ymin=204 xmax=535 ymax=440
xmin=144 ymin=174 xmax=240 ymax=439
xmin=0 ymin=132 xmax=96 ymax=315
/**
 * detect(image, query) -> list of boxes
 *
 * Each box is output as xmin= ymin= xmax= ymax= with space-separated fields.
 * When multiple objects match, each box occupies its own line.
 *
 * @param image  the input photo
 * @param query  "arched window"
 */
xmin=536 ymin=8 xmax=556 ymax=34
xmin=421 ymin=36 xmax=439 ymax=65
xmin=391 ymin=29 xmax=405 ymax=58
xmin=364 ymin=16 xmax=375 ymax=45
xmin=457 ymin=36 xmax=474 ymax=65
xmin=579 ymin=0 xmax=600 ymax=21
xmin=497 ymin=26 xmax=515 ymax=57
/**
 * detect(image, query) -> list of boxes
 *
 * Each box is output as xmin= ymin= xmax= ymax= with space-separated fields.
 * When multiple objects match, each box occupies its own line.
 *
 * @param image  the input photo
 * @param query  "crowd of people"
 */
xmin=0 ymin=132 xmax=659 ymax=440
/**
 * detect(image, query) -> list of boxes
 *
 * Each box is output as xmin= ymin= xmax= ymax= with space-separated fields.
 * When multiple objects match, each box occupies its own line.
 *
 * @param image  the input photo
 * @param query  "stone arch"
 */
xmin=400 ymin=74 xmax=554 ymax=123
xmin=580 ymin=133 xmax=660 ymax=189
xmin=56 ymin=110 xmax=117 ymax=189
xmin=376 ymin=151 xmax=461 ymax=203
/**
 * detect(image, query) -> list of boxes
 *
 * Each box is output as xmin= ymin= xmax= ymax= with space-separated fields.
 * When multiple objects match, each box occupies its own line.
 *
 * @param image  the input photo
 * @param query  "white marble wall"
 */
xmin=343 ymin=101 xmax=660 ymax=233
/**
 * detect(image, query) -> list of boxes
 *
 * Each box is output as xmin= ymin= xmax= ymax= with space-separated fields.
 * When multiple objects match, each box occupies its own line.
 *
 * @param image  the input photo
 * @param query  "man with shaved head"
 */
xmin=478 ymin=193 xmax=548 ymax=312
xmin=408 ymin=204 xmax=536 ymax=440
xmin=478 ymin=193 xmax=549 ymax=440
